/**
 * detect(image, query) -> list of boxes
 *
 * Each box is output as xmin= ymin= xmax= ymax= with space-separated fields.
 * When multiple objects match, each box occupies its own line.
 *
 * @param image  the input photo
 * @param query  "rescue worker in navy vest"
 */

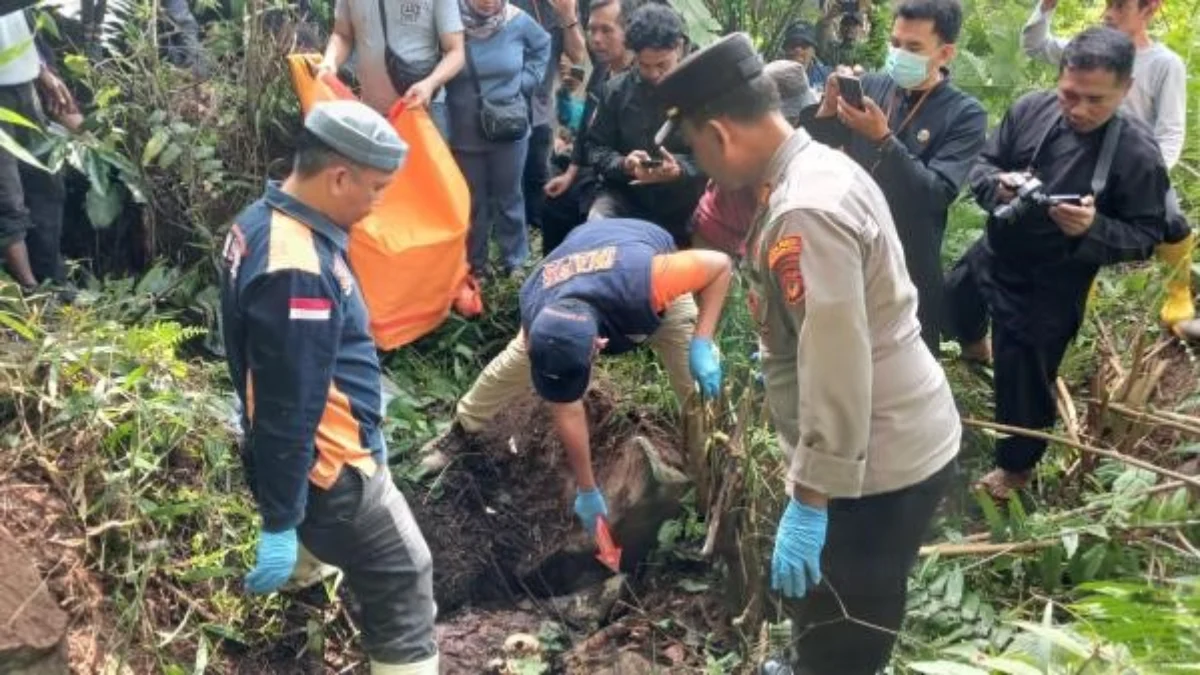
xmin=419 ymin=218 xmax=732 ymax=533
xmin=944 ymin=27 xmax=1169 ymax=501
xmin=797 ymin=0 xmax=988 ymax=356
xmin=219 ymin=101 xmax=439 ymax=675
xmin=585 ymin=3 xmax=707 ymax=248
xmin=654 ymin=34 xmax=961 ymax=674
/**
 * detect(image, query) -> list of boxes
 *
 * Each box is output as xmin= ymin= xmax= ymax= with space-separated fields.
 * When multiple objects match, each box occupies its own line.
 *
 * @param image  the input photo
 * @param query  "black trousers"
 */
xmin=944 ymin=259 xmax=1072 ymax=473
xmin=589 ymin=189 xmax=694 ymax=249
xmin=523 ymin=123 xmax=553 ymax=232
xmin=1164 ymin=187 xmax=1191 ymax=244
xmin=0 ymin=82 xmax=65 ymax=283
xmin=541 ymin=166 xmax=596 ymax=255
xmin=783 ymin=461 xmax=955 ymax=674
xmin=299 ymin=467 xmax=437 ymax=664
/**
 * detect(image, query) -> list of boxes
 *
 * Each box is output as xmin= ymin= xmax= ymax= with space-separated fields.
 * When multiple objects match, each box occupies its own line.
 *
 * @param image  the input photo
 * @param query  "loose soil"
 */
xmin=409 ymin=381 xmax=691 ymax=613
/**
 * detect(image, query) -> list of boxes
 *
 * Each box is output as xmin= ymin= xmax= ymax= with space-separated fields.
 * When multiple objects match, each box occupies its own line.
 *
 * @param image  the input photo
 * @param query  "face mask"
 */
xmin=885 ymin=45 xmax=931 ymax=89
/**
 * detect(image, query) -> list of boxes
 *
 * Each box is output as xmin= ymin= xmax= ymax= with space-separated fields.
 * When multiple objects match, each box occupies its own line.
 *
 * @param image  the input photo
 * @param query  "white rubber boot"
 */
xmin=371 ymin=653 xmax=440 ymax=675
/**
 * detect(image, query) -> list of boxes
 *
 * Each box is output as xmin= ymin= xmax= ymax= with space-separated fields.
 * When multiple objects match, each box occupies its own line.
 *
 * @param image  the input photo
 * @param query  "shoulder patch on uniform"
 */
xmin=289 ymin=297 xmax=333 ymax=321
xmin=768 ymin=235 xmax=805 ymax=305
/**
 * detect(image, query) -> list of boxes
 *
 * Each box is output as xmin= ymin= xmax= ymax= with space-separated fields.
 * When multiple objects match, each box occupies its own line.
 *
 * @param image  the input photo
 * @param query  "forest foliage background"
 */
xmin=0 ymin=0 xmax=1198 ymax=672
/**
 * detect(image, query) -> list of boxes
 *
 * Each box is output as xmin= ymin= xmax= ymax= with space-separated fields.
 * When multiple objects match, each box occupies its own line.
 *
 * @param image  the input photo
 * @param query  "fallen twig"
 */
xmin=921 ymin=520 xmax=1200 ymax=557
xmin=963 ymin=418 xmax=1200 ymax=490
xmin=161 ymin=580 xmax=221 ymax=625
xmin=1099 ymin=402 xmax=1200 ymax=437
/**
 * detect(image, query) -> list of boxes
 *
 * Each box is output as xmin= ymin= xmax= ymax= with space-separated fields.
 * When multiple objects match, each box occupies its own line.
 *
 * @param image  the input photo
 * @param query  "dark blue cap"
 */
xmin=528 ymin=299 xmax=599 ymax=403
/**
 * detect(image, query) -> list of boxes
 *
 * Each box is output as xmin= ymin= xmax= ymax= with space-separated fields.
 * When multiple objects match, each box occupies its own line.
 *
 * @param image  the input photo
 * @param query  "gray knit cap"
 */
xmin=304 ymin=100 xmax=408 ymax=172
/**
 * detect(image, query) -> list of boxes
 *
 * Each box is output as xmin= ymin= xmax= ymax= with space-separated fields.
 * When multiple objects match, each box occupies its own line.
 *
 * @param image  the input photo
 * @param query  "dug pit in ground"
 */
xmin=409 ymin=383 xmax=692 ymax=613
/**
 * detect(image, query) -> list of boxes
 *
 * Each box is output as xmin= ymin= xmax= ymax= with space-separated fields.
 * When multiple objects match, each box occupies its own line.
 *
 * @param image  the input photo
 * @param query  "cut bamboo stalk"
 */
xmin=1056 ymin=377 xmax=1080 ymax=443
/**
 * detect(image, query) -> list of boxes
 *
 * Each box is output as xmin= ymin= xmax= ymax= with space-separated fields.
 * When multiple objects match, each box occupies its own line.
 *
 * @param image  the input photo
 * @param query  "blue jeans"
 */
xmin=454 ymin=136 xmax=530 ymax=274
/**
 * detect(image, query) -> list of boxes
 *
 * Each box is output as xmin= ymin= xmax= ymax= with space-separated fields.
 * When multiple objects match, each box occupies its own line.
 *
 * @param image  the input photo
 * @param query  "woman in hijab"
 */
xmin=445 ymin=0 xmax=551 ymax=279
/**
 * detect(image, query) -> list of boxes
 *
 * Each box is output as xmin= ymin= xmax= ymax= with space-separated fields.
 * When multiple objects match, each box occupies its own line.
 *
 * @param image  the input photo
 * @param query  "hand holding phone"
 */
xmin=835 ymin=74 xmax=865 ymax=111
xmin=1047 ymin=194 xmax=1084 ymax=207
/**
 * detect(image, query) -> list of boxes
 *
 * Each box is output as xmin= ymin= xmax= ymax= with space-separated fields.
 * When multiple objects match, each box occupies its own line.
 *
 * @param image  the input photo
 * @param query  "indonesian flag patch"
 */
xmin=289 ymin=297 xmax=332 ymax=321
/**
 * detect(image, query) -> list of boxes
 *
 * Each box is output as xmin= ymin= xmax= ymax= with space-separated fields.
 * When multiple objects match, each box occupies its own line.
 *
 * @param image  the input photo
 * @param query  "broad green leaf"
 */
xmin=141 ymin=127 xmax=170 ymax=165
xmin=158 ymin=143 xmax=184 ymax=169
xmin=83 ymin=149 xmax=110 ymax=194
xmin=0 ymin=125 xmax=46 ymax=171
xmin=94 ymin=85 xmax=121 ymax=108
xmin=907 ymin=661 xmax=990 ymax=675
xmin=0 ymin=310 xmax=36 ymax=340
xmin=973 ymin=490 xmax=1007 ymax=539
xmin=86 ymin=186 xmax=123 ymax=228
xmin=0 ymin=107 xmax=37 ymax=130
xmin=946 ymin=567 xmax=965 ymax=608
xmin=62 ymin=53 xmax=88 ymax=77
xmin=979 ymin=656 xmax=1043 ymax=675
xmin=1039 ymin=544 xmax=1063 ymax=592
xmin=1011 ymin=621 xmax=1094 ymax=659
xmin=961 ymin=592 xmax=981 ymax=621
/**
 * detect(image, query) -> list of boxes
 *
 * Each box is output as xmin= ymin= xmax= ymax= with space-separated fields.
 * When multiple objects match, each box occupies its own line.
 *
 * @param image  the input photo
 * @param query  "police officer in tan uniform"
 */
xmin=653 ymin=34 xmax=961 ymax=674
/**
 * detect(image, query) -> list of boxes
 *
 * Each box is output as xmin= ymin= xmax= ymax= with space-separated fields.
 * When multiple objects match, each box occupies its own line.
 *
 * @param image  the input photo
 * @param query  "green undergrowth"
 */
xmin=0 ymin=277 xmax=297 ymax=673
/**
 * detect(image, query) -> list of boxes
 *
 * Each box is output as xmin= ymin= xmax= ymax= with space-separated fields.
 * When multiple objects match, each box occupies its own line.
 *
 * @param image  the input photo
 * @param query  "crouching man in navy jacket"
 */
xmin=420 ymin=218 xmax=733 ymax=534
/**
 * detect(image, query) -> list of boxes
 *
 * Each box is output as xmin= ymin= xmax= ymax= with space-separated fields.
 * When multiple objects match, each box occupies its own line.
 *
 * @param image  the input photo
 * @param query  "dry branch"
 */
xmin=963 ymin=418 xmax=1200 ymax=489
xmin=1055 ymin=377 xmax=1080 ymax=443
xmin=921 ymin=520 xmax=1200 ymax=557
xmin=1099 ymin=402 xmax=1200 ymax=436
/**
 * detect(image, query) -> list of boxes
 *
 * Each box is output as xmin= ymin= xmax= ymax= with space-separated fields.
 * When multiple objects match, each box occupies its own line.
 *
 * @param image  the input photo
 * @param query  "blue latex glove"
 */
xmin=245 ymin=528 xmax=299 ymax=594
xmin=574 ymin=487 xmax=609 ymax=535
xmin=688 ymin=337 xmax=723 ymax=399
xmin=770 ymin=498 xmax=828 ymax=598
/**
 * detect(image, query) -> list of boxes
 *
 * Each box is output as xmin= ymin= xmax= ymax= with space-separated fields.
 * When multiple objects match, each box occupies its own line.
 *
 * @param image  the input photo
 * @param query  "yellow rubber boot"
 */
xmin=371 ymin=653 xmax=439 ymax=675
xmin=1157 ymin=233 xmax=1197 ymax=332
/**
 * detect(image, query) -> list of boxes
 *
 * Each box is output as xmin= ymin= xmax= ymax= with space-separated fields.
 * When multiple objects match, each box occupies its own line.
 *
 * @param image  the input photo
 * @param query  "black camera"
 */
xmin=993 ymin=174 xmax=1048 ymax=223
xmin=993 ymin=174 xmax=1085 ymax=223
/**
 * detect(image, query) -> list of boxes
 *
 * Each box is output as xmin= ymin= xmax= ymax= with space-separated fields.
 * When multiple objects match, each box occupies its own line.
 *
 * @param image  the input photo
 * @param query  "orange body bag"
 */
xmin=286 ymin=54 xmax=482 ymax=350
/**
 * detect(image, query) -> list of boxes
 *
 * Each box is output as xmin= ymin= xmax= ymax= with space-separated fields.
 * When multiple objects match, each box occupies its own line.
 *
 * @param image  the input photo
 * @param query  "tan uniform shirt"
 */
xmin=744 ymin=129 xmax=960 ymax=499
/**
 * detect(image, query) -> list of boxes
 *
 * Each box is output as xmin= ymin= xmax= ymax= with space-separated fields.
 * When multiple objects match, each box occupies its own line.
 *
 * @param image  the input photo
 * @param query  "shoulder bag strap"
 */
xmin=1091 ymin=115 xmax=1122 ymax=198
xmin=462 ymin=39 xmax=484 ymax=99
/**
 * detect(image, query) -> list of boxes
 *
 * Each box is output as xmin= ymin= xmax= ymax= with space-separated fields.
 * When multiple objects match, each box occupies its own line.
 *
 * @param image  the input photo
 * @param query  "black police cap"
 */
xmin=653 ymin=32 xmax=764 ymax=146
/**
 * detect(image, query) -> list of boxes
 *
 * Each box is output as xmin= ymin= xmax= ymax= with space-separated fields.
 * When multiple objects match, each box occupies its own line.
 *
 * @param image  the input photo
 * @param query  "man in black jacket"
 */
xmin=541 ymin=0 xmax=639 ymax=254
xmin=945 ymin=27 xmax=1170 ymax=500
xmin=799 ymin=0 xmax=987 ymax=355
xmin=584 ymin=2 xmax=706 ymax=248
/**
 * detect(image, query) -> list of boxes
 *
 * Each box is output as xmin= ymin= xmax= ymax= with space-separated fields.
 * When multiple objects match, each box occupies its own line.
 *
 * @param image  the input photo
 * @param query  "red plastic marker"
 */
xmin=594 ymin=515 xmax=622 ymax=573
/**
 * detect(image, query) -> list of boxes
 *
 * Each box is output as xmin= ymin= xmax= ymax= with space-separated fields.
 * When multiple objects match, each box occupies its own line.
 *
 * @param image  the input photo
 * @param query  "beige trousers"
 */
xmin=455 ymin=296 xmax=699 ymax=431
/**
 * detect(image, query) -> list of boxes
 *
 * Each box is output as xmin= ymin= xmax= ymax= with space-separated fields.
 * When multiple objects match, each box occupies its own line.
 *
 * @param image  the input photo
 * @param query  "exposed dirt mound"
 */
xmin=436 ymin=607 xmax=546 ymax=673
xmin=0 ymin=467 xmax=123 ymax=674
xmin=410 ymin=382 xmax=691 ymax=613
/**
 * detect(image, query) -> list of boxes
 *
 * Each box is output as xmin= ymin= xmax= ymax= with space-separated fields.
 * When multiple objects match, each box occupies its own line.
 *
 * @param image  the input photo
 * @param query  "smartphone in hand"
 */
xmin=1047 ymin=194 xmax=1084 ymax=206
xmin=836 ymin=74 xmax=865 ymax=110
